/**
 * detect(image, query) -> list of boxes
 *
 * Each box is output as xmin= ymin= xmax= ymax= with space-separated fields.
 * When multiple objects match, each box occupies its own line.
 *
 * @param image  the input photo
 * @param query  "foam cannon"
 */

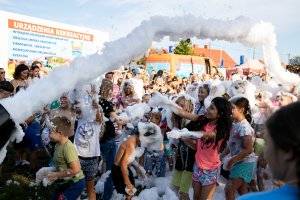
xmin=0 ymin=104 xmax=16 ymax=150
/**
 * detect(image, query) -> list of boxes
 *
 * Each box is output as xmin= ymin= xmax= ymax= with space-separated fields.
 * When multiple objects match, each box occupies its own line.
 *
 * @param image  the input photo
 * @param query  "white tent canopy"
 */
xmin=239 ymin=59 xmax=264 ymax=70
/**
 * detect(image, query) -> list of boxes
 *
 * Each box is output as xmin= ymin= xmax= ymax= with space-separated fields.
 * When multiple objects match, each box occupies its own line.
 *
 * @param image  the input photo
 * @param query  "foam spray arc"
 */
xmin=0 ymin=15 xmax=299 ymax=164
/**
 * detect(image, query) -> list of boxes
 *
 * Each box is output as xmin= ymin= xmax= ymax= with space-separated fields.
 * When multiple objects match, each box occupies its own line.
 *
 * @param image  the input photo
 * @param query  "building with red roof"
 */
xmin=193 ymin=44 xmax=236 ymax=68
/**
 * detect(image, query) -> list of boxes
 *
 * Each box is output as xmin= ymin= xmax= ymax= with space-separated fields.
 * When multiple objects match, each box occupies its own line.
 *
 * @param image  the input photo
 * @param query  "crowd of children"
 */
xmin=0 ymin=63 xmax=299 ymax=200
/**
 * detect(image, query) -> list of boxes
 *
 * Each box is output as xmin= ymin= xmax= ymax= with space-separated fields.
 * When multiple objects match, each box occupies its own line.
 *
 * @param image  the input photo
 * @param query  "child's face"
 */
xmin=49 ymin=131 xmax=62 ymax=142
xmin=278 ymin=95 xmax=292 ymax=107
xmin=150 ymin=116 xmax=160 ymax=126
xmin=206 ymin=102 xmax=218 ymax=120
xmin=231 ymin=103 xmax=244 ymax=120
xmin=143 ymin=95 xmax=151 ymax=104
xmin=198 ymin=87 xmax=209 ymax=102
xmin=177 ymin=98 xmax=186 ymax=110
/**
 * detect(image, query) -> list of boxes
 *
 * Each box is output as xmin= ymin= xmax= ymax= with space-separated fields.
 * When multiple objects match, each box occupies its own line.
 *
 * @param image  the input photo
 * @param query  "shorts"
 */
xmin=79 ymin=157 xmax=99 ymax=181
xmin=144 ymin=150 xmax=166 ymax=177
xmin=111 ymin=164 xmax=135 ymax=195
xmin=51 ymin=178 xmax=85 ymax=200
xmin=163 ymin=141 xmax=172 ymax=156
xmin=229 ymin=162 xmax=256 ymax=183
xmin=172 ymin=170 xmax=193 ymax=194
xmin=253 ymin=138 xmax=265 ymax=156
xmin=192 ymin=163 xmax=219 ymax=186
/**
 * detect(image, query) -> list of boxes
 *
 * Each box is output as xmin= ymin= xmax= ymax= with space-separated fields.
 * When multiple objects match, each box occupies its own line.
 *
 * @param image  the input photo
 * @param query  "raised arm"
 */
xmin=176 ymin=108 xmax=200 ymax=122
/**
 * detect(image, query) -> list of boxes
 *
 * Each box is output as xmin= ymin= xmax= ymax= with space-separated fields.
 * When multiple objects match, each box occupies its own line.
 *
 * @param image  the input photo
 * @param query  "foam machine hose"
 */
xmin=0 ymin=104 xmax=16 ymax=149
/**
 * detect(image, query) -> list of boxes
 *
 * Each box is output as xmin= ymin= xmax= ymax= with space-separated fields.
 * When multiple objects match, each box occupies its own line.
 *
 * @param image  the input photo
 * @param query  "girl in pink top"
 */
xmin=181 ymin=97 xmax=232 ymax=200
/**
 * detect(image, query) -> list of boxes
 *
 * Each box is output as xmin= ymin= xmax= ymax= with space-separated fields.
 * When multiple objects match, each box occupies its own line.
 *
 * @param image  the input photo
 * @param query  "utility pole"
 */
xmin=253 ymin=48 xmax=256 ymax=59
xmin=209 ymin=42 xmax=211 ymax=59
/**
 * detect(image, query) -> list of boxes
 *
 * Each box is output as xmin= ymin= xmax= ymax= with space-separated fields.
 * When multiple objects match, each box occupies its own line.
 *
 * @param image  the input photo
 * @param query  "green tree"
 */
xmin=289 ymin=56 xmax=300 ymax=65
xmin=137 ymin=54 xmax=147 ymax=65
xmin=173 ymin=39 xmax=194 ymax=55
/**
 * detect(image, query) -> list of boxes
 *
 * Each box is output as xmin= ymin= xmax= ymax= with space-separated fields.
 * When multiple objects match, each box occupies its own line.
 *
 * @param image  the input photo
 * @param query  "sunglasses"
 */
xmin=0 ymin=72 xmax=5 ymax=74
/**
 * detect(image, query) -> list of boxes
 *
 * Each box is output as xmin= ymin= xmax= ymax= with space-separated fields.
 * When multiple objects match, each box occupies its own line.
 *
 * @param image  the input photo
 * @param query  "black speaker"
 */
xmin=0 ymin=104 xmax=16 ymax=149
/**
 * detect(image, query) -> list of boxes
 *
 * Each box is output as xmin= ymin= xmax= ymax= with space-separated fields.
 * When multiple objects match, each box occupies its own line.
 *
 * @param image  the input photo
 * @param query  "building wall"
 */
xmin=146 ymin=54 xmax=216 ymax=78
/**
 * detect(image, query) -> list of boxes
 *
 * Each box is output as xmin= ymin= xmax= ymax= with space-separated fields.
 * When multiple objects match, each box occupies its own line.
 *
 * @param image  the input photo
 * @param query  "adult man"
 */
xmin=0 ymin=68 xmax=6 ymax=82
xmin=0 ymin=81 xmax=14 ymax=177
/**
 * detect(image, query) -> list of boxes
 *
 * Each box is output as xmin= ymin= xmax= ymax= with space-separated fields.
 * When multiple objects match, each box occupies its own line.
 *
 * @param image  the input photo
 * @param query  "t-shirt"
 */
xmin=74 ymin=119 xmax=101 ymax=157
xmin=194 ymin=102 xmax=206 ymax=115
xmin=228 ymin=119 xmax=256 ymax=163
xmin=238 ymin=185 xmax=299 ymax=200
xmin=53 ymin=140 xmax=84 ymax=182
xmin=99 ymin=98 xmax=116 ymax=143
xmin=195 ymin=123 xmax=222 ymax=170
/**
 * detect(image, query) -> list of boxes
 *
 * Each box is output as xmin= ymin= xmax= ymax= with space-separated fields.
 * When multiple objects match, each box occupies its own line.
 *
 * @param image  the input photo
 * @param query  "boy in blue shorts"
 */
xmin=47 ymin=116 xmax=85 ymax=200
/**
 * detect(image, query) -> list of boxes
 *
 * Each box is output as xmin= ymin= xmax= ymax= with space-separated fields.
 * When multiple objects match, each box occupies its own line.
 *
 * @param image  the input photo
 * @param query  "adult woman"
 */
xmin=120 ymin=80 xmax=140 ymax=108
xmin=11 ymin=63 xmax=29 ymax=93
xmin=28 ymin=64 xmax=41 ymax=81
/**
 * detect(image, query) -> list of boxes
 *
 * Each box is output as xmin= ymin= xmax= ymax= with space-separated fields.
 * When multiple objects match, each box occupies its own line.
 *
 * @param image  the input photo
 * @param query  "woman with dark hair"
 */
xmin=29 ymin=64 xmax=41 ymax=81
xmin=239 ymin=102 xmax=300 ymax=200
xmin=11 ymin=63 xmax=29 ymax=93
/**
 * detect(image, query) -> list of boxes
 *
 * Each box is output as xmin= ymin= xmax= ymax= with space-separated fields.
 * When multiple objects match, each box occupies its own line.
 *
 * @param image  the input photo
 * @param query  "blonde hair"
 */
xmin=172 ymin=96 xmax=194 ymax=129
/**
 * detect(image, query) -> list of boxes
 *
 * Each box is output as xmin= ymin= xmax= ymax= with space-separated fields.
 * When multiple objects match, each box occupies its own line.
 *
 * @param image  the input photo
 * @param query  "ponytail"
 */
xmin=231 ymin=97 xmax=252 ymax=123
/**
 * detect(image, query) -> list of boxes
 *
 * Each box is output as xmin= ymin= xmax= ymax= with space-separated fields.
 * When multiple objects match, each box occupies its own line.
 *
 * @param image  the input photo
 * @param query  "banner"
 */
xmin=8 ymin=19 xmax=97 ymax=60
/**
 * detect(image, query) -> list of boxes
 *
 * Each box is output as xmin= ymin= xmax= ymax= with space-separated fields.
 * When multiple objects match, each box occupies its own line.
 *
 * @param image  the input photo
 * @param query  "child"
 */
xmin=143 ymin=112 xmax=166 ymax=177
xmin=112 ymin=122 xmax=162 ymax=200
xmin=142 ymin=93 xmax=151 ymax=104
xmin=225 ymin=97 xmax=256 ymax=200
xmin=183 ymin=97 xmax=233 ymax=200
xmin=47 ymin=116 xmax=85 ymax=200
xmin=74 ymin=91 xmax=103 ymax=200
xmin=239 ymin=102 xmax=300 ymax=200
xmin=194 ymin=84 xmax=210 ymax=115
xmin=170 ymin=95 xmax=197 ymax=200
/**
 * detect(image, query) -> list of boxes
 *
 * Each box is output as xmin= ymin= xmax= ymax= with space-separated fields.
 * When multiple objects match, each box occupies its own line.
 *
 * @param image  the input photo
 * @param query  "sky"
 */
xmin=1 ymin=0 xmax=299 ymax=64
